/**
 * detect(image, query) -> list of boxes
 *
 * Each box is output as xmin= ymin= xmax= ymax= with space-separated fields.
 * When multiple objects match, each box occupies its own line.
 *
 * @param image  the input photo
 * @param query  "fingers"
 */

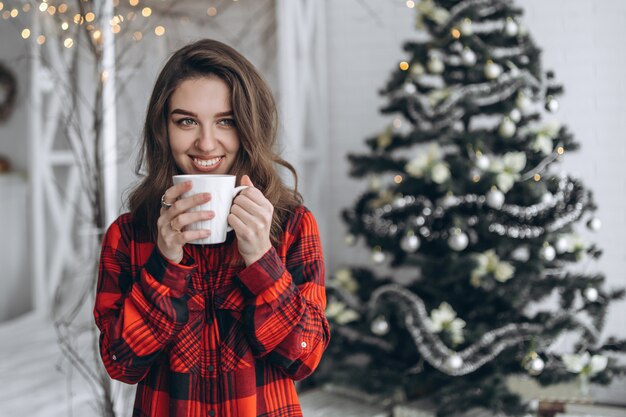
xmin=169 ymin=210 xmax=214 ymax=233
xmin=234 ymin=187 xmax=271 ymax=212
xmin=240 ymin=174 xmax=254 ymax=187
xmin=160 ymin=181 xmax=211 ymax=214
xmin=162 ymin=181 xmax=192 ymax=206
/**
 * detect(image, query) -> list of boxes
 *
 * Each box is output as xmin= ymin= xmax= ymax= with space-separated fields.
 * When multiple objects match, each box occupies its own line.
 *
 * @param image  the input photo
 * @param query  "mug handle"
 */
xmin=226 ymin=185 xmax=250 ymax=232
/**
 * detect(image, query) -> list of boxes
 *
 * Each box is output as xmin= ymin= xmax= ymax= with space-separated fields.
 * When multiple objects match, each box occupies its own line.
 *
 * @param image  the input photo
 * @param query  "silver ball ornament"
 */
xmin=404 ymin=82 xmax=417 ymax=95
xmin=484 ymin=60 xmax=503 ymax=80
xmin=461 ymin=48 xmax=477 ymax=66
xmin=427 ymin=56 xmax=445 ymax=74
xmin=555 ymin=236 xmax=569 ymax=254
xmin=400 ymin=233 xmax=421 ymax=253
xmin=584 ymin=287 xmax=599 ymax=302
xmin=410 ymin=63 xmax=425 ymax=78
xmin=446 ymin=354 xmax=464 ymax=370
xmin=486 ymin=189 xmax=505 ymax=209
xmin=528 ymin=357 xmax=545 ymax=375
xmin=504 ymin=18 xmax=519 ymax=37
xmin=545 ymin=96 xmax=559 ymax=112
xmin=511 ymin=246 xmax=530 ymax=262
xmin=371 ymin=248 xmax=386 ymax=264
xmin=459 ymin=18 xmax=473 ymax=36
xmin=509 ymin=108 xmax=522 ymax=123
xmin=541 ymin=193 xmax=554 ymax=205
xmin=370 ymin=315 xmax=390 ymax=336
xmin=540 ymin=244 xmax=556 ymax=262
xmin=516 ymin=92 xmax=532 ymax=112
xmin=587 ymin=217 xmax=602 ymax=231
xmin=448 ymin=229 xmax=469 ymax=251
xmin=498 ymin=117 xmax=516 ymax=138
xmin=476 ymin=154 xmax=490 ymax=170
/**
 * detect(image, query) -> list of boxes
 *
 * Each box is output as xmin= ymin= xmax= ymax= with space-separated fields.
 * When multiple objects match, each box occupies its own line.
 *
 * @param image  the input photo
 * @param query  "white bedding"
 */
xmin=0 ymin=312 xmax=108 ymax=417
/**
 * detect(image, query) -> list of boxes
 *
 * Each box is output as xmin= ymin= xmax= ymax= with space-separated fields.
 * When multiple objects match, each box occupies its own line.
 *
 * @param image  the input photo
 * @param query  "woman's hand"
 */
xmin=157 ymin=181 xmax=214 ymax=264
xmin=228 ymin=175 xmax=273 ymax=266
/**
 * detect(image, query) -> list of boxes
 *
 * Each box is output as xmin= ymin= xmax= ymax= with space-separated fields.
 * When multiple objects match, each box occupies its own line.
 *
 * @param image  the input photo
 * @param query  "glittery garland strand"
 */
xmin=444 ymin=0 xmax=512 ymax=31
xmin=405 ymin=70 xmax=540 ymax=123
xmin=370 ymin=284 xmax=559 ymax=376
xmin=361 ymin=175 xmax=586 ymax=241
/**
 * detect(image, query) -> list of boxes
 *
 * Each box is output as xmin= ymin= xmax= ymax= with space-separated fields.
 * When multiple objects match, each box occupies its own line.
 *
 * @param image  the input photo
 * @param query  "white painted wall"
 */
xmin=323 ymin=0 xmax=626 ymax=345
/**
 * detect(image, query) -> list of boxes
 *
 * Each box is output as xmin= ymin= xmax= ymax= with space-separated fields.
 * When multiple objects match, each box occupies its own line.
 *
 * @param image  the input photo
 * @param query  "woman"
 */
xmin=94 ymin=39 xmax=329 ymax=417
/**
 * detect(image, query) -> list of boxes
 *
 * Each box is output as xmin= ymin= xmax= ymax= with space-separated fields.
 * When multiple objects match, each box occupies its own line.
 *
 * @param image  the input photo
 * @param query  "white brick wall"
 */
xmin=323 ymin=0 xmax=626 ymax=352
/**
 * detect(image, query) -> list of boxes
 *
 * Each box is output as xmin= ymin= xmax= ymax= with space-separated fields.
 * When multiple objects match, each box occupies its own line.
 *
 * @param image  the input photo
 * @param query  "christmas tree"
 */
xmin=319 ymin=1 xmax=626 ymax=416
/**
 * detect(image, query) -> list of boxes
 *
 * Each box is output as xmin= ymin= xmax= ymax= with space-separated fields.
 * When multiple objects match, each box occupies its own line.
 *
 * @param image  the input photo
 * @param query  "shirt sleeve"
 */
xmin=236 ymin=207 xmax=330 ymax=381
xmin=93 ymin=217 xmax=196 ymax=384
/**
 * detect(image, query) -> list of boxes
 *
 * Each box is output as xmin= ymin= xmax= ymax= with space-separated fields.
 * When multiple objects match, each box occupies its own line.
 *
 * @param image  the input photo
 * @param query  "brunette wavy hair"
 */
xmin=127 ymin=39 xmax=302 ymax=247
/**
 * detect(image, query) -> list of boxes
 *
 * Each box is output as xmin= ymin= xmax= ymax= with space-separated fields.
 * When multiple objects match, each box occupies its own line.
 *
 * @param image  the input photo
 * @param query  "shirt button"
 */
xmin=301 ymin=341 xmax=307 ymax=348
xmin=207 ymin=365 xmax=214 ymax=372
xmin=112 ymin=354 xmax=117 ymax=361
xmin=208 ymin=410 xmax=215 ymax=416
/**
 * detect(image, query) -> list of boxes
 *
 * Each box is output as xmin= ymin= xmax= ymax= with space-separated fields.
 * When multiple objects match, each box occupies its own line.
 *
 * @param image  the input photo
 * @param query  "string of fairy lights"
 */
xmin=1 ymin=0 xmax=240 ymax=46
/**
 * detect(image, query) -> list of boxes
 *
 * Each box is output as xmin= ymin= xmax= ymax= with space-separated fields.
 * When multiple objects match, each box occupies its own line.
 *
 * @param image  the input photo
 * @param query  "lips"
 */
xmin=191 ymin=155 xmax=224 ymax=172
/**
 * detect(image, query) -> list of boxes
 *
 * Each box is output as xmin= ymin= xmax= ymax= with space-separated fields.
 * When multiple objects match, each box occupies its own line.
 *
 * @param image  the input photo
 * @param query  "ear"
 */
xmin=241 ymin=174 xmax=254 ymax=187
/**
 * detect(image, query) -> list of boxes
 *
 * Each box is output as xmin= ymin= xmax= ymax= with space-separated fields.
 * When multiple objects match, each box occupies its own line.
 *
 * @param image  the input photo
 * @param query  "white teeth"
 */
xmin=194 ymin=157 xmax=221 ymax=167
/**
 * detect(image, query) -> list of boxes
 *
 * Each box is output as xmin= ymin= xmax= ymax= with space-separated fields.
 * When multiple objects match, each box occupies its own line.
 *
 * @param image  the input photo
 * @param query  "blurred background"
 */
xmin=0 ymin=1 xmax=624 ymax=416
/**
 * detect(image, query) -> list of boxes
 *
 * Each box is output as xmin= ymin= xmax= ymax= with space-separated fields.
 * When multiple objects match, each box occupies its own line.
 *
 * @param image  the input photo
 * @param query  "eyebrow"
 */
xmin=170 ymin=109 xmax=234 ymax=118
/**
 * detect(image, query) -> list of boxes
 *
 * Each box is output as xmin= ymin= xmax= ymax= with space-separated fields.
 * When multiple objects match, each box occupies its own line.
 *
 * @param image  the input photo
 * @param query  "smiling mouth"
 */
xmin=192 ymin=156 xmax=223 ymax=167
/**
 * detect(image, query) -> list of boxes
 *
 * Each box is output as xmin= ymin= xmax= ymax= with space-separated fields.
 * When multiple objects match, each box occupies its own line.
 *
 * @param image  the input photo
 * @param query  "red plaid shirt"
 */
xmin=94 ymin=206 xmax=329 ymax=417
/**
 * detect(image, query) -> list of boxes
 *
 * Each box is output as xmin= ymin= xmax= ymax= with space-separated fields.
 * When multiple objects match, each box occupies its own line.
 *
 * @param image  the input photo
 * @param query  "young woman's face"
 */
xmin=168 ymin=76 xmax=240 ymax=175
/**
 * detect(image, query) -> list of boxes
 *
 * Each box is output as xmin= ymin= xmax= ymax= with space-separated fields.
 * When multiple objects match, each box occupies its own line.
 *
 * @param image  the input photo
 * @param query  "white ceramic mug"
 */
xmin=172 ymin=174 xmax=248 ymax=244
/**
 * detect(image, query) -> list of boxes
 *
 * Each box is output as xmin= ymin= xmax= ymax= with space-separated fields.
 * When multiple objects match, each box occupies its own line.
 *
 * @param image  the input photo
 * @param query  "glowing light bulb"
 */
xmin=394 ymin=175 xmax=403 ymax=184
xmin=85 ymin=12 xmax=95 ymax=22
xmin=534 ymin=174 xmax=541 ymax=181
xmin=133 ymin=31 xmax=142 ymax=41
xmin=154 ymin=25 xmax=165 ymax=36
xmin=207 ymin=6 xmax=217 ymax=16
xmin=64 ymin=37 xmax=74 ymax=48
xmin=39 ymin=3 xmax=48 ymax=12
xmin=10 ymin=8 xmax=18 ymax=17
xmin=58 ymin=4 xmax=67 ymax=13
xmin=399 ymin=61 xmax=409 ymax=71
xmin=129 ymin=0 xmax=139 ymax=5
xmin=37 ymin=35 xmax=46 ymax=45
xmin=21 ymin=28 xmax=31 ymax=39
xmin=141 ymin=7 xmax=151 ymax=17
xmin=406 ymin=0 xmax=415 ymax=8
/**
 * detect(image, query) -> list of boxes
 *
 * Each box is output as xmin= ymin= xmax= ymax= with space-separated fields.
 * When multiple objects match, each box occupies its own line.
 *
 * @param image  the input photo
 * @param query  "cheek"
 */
xmin=168 ymin=128 xmax=190 ymax=152
xmin=227 ymin=133 xmax=241 ymax=153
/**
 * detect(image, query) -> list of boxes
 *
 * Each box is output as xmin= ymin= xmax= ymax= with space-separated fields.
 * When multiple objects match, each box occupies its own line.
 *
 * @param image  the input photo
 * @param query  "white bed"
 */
xmin=0 ymin=311 xmax=133 ymax=417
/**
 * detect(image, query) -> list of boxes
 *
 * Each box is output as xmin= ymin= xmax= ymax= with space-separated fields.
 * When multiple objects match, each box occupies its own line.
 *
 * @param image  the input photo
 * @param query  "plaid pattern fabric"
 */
xmin=94 ymin=206 xmax=329 ymax=417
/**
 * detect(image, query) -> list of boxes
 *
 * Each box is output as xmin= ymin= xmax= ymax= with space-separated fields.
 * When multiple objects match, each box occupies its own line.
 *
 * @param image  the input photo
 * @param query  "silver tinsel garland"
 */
xmin=445 ymin=0 xmax=512 ymax=30
xmin=405 ymin=69 xmax=540 ymax=124
xmin=361 ymin=175 xmax=587 ymax=242
xmin=369 ymin=284 xmax=563 ymax=376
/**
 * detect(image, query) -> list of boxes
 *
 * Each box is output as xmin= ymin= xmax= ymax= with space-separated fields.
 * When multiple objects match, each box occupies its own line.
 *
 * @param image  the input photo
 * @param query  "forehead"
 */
xmin=169 ymin=76 xmax=231 ymax=111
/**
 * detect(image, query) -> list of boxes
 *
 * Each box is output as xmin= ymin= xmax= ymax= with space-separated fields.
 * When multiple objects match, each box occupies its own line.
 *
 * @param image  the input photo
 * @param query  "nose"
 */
xmin=195 ymin=126 xmax=218 ymax=152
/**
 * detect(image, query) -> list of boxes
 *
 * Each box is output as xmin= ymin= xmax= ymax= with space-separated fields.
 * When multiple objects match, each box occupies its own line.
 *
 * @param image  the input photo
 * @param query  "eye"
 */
xmin=218 ymin=118 xmax=236 ymax=127
xmin=175 ymin=118 xmax=197 ymax=127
